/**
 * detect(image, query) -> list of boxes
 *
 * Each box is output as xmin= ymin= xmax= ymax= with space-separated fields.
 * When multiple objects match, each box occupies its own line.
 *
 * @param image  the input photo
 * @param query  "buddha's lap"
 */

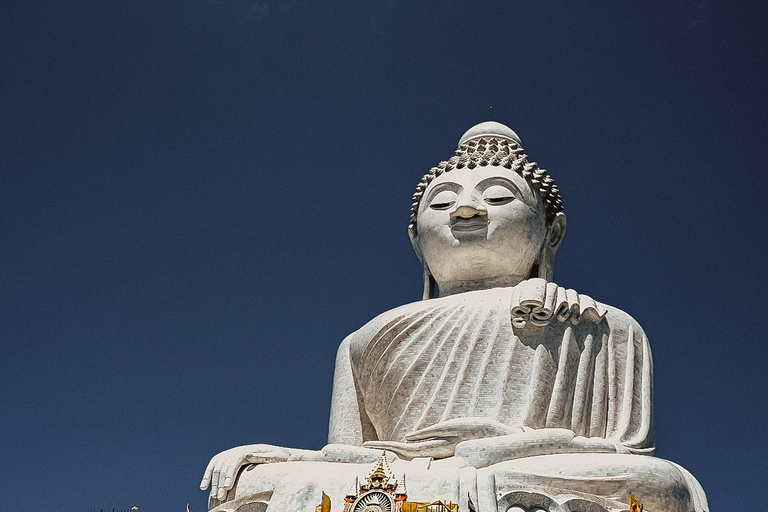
xmin=221 ymin=453 xmax=696 ymax=512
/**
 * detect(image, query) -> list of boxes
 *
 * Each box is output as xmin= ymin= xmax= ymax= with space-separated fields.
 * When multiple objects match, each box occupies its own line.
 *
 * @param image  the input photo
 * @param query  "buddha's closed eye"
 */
xmin=429 ymin=190 xmax=458 ymax=210
xmin=483 ymin=185 xmax=515 ymax=206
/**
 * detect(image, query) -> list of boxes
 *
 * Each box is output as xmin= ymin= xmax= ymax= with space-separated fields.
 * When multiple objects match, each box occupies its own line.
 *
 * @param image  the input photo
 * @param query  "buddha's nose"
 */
xmin=450 ymin=203 xmax=487 ymax=220
xmin=450 ymin=191 xmax=486 ymax=220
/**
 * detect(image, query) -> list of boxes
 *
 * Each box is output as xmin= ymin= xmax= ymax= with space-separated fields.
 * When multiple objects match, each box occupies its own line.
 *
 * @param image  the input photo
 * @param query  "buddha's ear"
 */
xmin=408 ymin=227 xmax=423 ymax=262
xmin=547 ymin=213 xmax=567 ymax=254
xmin=537 ymin=213 xmax=567 ymax=281
xmin=409 ymin=228 xmax=436 ymax=299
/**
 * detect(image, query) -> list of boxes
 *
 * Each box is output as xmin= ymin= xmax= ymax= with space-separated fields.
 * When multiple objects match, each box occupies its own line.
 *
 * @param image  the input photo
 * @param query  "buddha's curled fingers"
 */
xmin=200 ymin=444 xmax=291 ymax=499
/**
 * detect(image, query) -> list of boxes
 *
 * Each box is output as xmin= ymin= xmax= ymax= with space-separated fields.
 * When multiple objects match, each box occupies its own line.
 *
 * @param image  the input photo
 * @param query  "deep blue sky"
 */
xmin=2 ymin=1 xmax=766 ymax=511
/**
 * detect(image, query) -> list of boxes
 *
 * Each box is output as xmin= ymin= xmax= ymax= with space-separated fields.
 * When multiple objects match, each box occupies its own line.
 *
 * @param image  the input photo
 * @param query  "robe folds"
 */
xmin=217 ymin=283 xmax=710 ymax=512
xmin=328 ymin=284 xmax=655 ymax=455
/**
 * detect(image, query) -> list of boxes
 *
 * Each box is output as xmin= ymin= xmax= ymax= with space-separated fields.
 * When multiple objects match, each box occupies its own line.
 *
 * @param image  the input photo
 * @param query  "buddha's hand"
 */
xmin=451 ymin=428 xmax=623 ymax=468
xmin=510 ymin=278 xmax=607 ymax=327
xmin=362 ymin=417 xmax=522 ymax=460
xmin=200 ymin=444 xmax=291 ymax=500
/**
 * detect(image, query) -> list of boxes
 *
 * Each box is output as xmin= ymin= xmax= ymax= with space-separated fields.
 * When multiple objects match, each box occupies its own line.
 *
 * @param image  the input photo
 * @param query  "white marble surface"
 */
xmin=200 ymin=122 xmax=708 ymax=512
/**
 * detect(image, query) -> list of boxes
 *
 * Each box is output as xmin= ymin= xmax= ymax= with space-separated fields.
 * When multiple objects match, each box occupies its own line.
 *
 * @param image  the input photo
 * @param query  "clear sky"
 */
xmin=2 ymin=1 xmax=766 ymax=511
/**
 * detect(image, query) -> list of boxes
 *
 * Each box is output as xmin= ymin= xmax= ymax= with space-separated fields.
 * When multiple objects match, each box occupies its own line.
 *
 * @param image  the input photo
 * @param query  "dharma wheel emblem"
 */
xmin=352 ymin=490 xmax=394 ymax=512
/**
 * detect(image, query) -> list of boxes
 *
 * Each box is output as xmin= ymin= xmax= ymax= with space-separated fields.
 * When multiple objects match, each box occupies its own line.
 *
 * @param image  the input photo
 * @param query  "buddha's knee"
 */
xmin=620 ymin=456 xmax=695 ymax=512
xmin=489 ymin=454 xmax=696 ymax=512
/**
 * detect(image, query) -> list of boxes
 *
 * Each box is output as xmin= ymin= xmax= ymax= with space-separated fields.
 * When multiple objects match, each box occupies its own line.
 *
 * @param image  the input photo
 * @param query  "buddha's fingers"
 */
xmin=454 ymin=428 xmax=578 ymax=466
xmin=200 ymin=460 xmax=214 ymax=490
xmin=210 ymin=468 xmax=221 ymax=498
xmin=221 ymin=462 xmax=238 ymax=493
xmin=219 ymin=455 xmax=247 ymax=499
xmin=404 ymin=418 xmax=520 ymax=442
xmin=217 ymin=467 xmax=233 ymax=500
xmin=363 ymin=439 xmax=453 ymax=460
xmin=403 ymin=426 xmax=459 ymax=442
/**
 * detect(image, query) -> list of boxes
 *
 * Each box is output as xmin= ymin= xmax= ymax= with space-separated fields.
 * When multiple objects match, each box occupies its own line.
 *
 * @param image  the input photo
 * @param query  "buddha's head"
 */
xmin=409 ymin=122 xmax=567 ymax=298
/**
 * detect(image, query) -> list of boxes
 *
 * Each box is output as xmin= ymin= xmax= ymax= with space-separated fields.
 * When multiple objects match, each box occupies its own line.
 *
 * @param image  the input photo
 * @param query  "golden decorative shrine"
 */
xmin=313 ymin=454 xmax=458 ymax=512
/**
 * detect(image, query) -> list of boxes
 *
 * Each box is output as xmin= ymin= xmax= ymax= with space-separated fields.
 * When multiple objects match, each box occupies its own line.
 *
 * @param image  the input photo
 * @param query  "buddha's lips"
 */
xmin=451 ymin=217 xmax=488 ymax=232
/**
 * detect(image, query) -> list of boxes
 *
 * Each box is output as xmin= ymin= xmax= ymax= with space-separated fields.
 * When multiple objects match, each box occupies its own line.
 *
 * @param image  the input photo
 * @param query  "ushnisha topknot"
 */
xmin=409 ymin=122 xmax=563 ymax=234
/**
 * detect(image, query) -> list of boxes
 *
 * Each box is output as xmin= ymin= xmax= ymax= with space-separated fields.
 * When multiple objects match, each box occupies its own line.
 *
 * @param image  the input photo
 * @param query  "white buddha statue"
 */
xmin=200 ymin=122 xmax=708 ymax=512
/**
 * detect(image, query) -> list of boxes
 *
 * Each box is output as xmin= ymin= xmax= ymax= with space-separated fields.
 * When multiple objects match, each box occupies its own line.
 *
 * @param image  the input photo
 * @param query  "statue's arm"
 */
xmin=441 ymin=428 xmax=625 ymax=469
xmin=365 ymin=421 xmax=624 ymax=468
xmin=509 ymin=281 xmax=655 ymax=454
xmin=328 ymin=333 xmax=377 ymax=445
xmin=446 ymin=305 xmax=656 ymax=467
xmin=602 ymin=309 xmax=655 ymax=455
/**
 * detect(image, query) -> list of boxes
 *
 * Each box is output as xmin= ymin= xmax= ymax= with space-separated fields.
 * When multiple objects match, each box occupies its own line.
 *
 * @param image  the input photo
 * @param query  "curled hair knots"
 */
xmin=409 ymin=136 xmax=564 ymax=233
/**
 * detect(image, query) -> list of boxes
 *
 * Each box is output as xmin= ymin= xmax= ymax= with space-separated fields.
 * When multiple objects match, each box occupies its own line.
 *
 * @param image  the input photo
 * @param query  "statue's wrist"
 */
xmin=614 ymin=442 xmax=630 ymax=454
xmin=285 ymin=448 xmax=321 ymax=461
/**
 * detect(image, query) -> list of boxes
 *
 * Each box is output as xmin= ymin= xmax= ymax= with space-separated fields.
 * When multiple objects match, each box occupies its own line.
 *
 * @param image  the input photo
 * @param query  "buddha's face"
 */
xmin=414 ymin=165 xmax=552 ymax=291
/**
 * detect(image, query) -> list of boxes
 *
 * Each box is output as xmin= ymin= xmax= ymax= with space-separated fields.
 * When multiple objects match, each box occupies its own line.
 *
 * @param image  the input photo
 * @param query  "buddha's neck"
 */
xmin=437 ymin=274 xmax=527 ymax=297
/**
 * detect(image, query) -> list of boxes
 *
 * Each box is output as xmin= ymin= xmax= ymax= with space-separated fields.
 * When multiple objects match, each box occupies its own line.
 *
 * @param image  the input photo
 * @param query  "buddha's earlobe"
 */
xmin=409 ymin=228 xmax=435 ymax=299
xmin=535 ymin=255 xmax=550 ymax=281
xmin=422 ymin=264 xmax=436 ymax=300
xmin=536 ymin=213 xmax=567 ymax=282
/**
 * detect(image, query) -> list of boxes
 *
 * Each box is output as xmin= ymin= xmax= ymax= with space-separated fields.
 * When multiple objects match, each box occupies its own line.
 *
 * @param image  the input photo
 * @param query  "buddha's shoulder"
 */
xmin=350 ymin=288 xmax=510 ymax=334
xmin=340 ymin=292 xmax=486 ymax=354
xmin=598 ymin=302 xmax=648 ymax=340
xmin=341 ymin=298 xmax=442 ymax=349
xmin=341 ymin=284 xmax=648 ymax=353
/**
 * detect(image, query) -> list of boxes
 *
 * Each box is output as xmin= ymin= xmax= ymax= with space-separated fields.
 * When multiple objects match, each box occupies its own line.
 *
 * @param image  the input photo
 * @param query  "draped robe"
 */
xmin=329 ymin=285 xmax=654 ymax=455
xmin=219 ymin=284 xmax=708 ymax=512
